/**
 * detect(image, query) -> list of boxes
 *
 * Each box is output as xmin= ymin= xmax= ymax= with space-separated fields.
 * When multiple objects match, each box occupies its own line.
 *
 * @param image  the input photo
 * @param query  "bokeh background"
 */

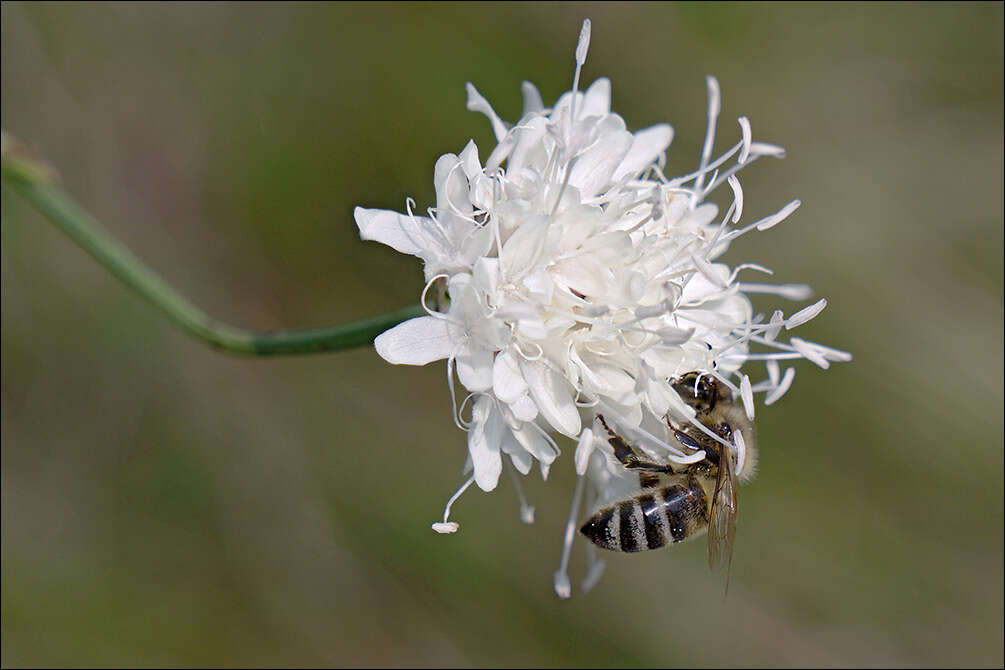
xmin=3 ymin=2 xmax=1002 ymax=667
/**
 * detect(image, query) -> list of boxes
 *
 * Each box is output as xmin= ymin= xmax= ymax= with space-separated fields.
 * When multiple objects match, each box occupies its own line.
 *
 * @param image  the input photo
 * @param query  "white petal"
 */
xmin=468 ymin=397 xmax=504 ymax=491
xmin=434 ymin=153 xmax=472 ymax=216
xmin=681 ymin=262 xmax=731 ymax=304
xmin=507 ymin=115 xmax=549 ymax=176
xmin=512 ymin=423 xmax=558 ymax=467
xmin=574 ymin=428 xmax=596 ymax=476
xmin=354 ymin=207 xmax=438 ymax=257
xmin=520 ymin=359 xmax=581 ymax=437
xmin=500 ymin=215 xmax=551 ymax=278
xmin=457 ymin=349 xmax=494 ymax=392
xmin=612 ymin=124 xmax=674 ymax=181
xmin=466 ymin=82 xmax=509 ymax=142
xmin=458 ymin=140 xmax=482 ymax=180
xmin=493 ymin=349 xmax=528 ymax=403
xmin=520 ymin=81 xmax=544 ymax=116
xmin=580 ymin=77 xmax=611 ymax=119
xmin=501 ymin=432 xmax=534 ymax=476
xmin=508 ymin=393 xmax=539 ymax=422
xmin=522 ymin=268 xmax=554 ymax=302
xmin=644 ymin=378 xmax=673 ymax=417
xmin=374 ymin=316 xmax=456 ymax=366
xmin=472 ymin=256 xmax=499 ymax=296
xmin=571 ymin=349 xmax=635 ymax=404
xmin=568 ymin=117 xmax=633 ymax=199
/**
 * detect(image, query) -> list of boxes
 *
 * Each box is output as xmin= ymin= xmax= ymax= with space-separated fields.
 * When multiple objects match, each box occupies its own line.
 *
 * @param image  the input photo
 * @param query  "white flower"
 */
xmin=355 ymin=19 xmax=850 ymax=597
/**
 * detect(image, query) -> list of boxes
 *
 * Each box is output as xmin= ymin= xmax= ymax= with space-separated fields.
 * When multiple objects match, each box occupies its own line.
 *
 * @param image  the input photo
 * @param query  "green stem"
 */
xmin=2 ymin=135 xmax=422 ymax=355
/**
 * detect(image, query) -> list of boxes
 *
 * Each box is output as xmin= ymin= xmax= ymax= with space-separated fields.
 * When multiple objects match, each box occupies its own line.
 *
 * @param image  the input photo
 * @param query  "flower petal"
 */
xmin=512 ymin=424 xmax=558 ymax=470
xmin=520 ymin=359 xmax=581 ymax=437
xmin=612 ymin=123 xmax=674 ymax=181
xmin=580 ymin=77 xmax=611 ymax=119
xmin=508 ymin=393 xmax=539 ymax=422
xmin=468 ymin=397 xmax=504 ymax=491
xmin=457 ymin=348 xmax=494 ymax=392
xmin=568 ymin=116 xmax=633 ymax=199
xmin=493 ymin=349 xmax=528 ymax=403
xmin=501 ymin=431 xmax=533 ymax=475
xmin=520 ymin=81 xmax=545 ymax=117
xmin=373 ymin=316 xmax=456 ymax=366
xmin=574 ymin=428 xmax=596 ymax=476
xmin=466 ymin=82 xmax=509 ymax=142
xmin=354 ymin=207 xmax=439 ymax=257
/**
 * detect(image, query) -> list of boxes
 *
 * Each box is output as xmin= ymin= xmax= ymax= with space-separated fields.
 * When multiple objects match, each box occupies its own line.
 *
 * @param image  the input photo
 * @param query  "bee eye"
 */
xmin=674 ymin=431 xmax=701 ymax=451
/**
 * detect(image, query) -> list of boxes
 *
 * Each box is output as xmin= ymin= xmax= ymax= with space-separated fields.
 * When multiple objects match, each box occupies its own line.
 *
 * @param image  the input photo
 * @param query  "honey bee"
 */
xmin=579 ymin=372 xmax=757 ymax=577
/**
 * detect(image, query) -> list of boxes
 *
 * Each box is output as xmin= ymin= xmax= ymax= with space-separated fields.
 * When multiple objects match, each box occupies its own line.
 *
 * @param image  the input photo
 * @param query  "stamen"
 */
xmin=420 ymin=273 xmax=450 ymax=316
xmin=582 ymin=540 xmax=606 ymax=594
xmin=756 ymin=199 xmax=801 ymax=231
xmin=765 ymin=367 xmax=796 ymax=405
xmin=785 ymin=298 xmax=827 ymax=329
xmin=686 ymin=413 xmax=733 ymax=451
xmin=719 ymin=352 xmax=810 ymax=362
xmin=705 ymin=368 xmax=740 ymax=396
xmin=749 ymin=141 xmax=786 ymax=157
xmin=690 ymin=253 xmax=728 ymax=288
xmin=582 ymin=304 xmax=611 ymax=318
xmin=656 ymin=325 xmax=695 ymax=345
xmin=700 ymin=153 xmax=764 ymax=198
xmin=738 ymin=116 xmax=752 ymax=164
xmin=692 ymin=75 xmax=721 ymax=207
xmin=739 ymin=374 xmax=755 ymax=421
xmin=666 ymin=139 xmax=743 ymax=188
xmin=797 ymin=339 xmax=853 ymax=362
xmin=790 ymin=337 xmax=831 ymax=369
xmin=506 ymin=460 xmax=536 ymax=524
xmin=766 ymin=358 xmax=781 ymax=386
xmin=446 ymin=357 xmax=471 ymax=432
xmin=634 ymin=302 xmax=669 ymax=319
xmin=728 ymin=174 xmax=744 ymax=223
xmin=599 ymin=403 xmax=707 ymax=464
xmin=554 ymin=473 xmax=587 ymax=599
xmin=432 ymin=475 xmax=476 ymax=533
xmin=740 ymin=283 xmax=814 ymax=301
xmin=727 ymin=263 xmax=773 ymax=285
xmin=733 ymin=429 xmax=747 ymax=476
xmin=567 ymin=19 xmax=592 ymax=146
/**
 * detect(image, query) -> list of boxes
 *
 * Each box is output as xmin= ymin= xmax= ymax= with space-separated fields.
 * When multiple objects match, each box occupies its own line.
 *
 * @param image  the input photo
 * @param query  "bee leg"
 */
xmin=623 ymin=457 xmax=675 ymax=474
xmin=597 ymin=415 xmax=641 ymax=464
xmin=638 ymin=472 xmax=660 ymax=489
xmin=597 ymin=415 xmax=675 ymax=474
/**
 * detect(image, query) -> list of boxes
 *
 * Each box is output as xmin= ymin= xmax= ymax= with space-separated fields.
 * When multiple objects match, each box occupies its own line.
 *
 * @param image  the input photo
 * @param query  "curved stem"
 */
xmin=2 ymin=134 xmax=421 ymax=356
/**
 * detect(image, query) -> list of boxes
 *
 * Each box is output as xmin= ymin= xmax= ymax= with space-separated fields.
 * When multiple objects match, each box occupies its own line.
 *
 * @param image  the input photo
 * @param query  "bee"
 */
xmin=579 ymin=372 xmax=757 ymax=577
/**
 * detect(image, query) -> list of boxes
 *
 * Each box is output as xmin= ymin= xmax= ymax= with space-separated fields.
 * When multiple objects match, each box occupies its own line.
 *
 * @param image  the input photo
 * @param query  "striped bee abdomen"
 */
xmin=580 ymin=477 xmax=709 ymax=553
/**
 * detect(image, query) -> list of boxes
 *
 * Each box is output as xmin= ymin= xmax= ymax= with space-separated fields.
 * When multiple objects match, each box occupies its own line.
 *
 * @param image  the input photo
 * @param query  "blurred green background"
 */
xmin=2 ymin=2 xmax=1002 ymax=667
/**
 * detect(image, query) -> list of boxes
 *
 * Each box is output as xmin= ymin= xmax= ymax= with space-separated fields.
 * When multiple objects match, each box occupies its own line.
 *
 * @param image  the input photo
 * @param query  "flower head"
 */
xmin=355 ymin=19 xmax=850 ymax=597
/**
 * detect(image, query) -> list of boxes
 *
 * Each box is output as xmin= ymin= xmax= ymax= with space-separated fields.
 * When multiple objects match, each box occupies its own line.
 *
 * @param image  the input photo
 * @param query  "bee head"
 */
xmin=671 ymin=372 xmax=726 ymax=414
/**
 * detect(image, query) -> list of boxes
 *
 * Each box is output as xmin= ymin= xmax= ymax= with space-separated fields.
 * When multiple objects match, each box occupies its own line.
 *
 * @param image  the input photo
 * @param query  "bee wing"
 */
xmin=706 ymin=445 xmax=738 ymax=575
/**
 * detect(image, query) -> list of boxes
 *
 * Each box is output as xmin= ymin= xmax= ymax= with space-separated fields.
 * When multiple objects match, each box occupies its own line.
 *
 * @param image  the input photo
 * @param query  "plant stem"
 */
xmin=2 ymin=135 xmax=422 ymax=355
